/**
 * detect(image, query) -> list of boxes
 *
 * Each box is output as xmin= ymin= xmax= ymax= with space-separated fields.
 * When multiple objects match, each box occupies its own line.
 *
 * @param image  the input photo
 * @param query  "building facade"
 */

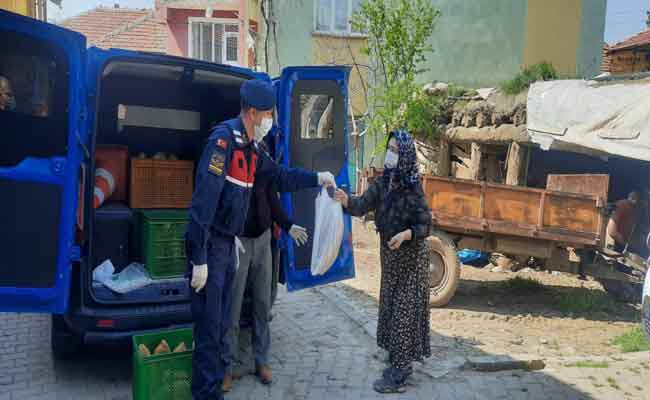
xmin=263 ymin=0 xmax=607 ymax=177
xmin=60 ymin=0 xmax=260 ymax=69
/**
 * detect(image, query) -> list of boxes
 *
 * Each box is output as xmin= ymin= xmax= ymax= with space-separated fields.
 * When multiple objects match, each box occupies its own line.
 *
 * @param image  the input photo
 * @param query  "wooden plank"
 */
xmin=431 ymin=213 xmax=599 ymax=246
xmin=428 ymin=179 xmax=482 ymax=219
xmin=505 ymin=142 xmax=526 ymax=186
xmin=546 ymin=174 xmax=609 ymax=201
xmin=543 ymin=194 xmax=599 ymax=234
xmin=470 ymin=142 xmax=482 ymax=181
xmin=484 ymin=186 xmax=540 ymax=226
xmin=438 ymin=138 xmax=451 ymax=177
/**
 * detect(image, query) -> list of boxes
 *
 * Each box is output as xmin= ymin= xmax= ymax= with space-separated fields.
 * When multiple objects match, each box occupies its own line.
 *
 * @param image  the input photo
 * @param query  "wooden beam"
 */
xmin=438 ymin=138 xmax=451 ymax=177
xmin=505 ymin=142 xmax=526 ymax=186
xmin=470 ymin=142 xmax=482 ymax=181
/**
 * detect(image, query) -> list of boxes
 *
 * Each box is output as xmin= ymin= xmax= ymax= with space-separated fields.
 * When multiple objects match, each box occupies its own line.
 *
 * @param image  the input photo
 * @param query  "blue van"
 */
xmin=0 ymin=10 xmax=355 ymax=358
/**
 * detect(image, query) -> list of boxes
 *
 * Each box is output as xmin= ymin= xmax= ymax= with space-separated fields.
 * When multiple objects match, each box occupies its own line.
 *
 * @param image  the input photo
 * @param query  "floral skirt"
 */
xmin=377 ymin=239 xmax=431 ymax=369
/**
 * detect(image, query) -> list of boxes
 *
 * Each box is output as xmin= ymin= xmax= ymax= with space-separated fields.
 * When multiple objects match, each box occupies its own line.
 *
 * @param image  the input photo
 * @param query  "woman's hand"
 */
xmin=388 ymin=229 xmax=412 ymax=250
xmin=334 ymin=189 xmax=349 ymax=207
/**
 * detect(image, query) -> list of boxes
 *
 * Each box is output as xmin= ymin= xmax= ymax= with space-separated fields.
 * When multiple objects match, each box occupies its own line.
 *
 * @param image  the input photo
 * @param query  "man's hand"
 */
xmin=317 ymin=172 xmax=336 ymax=188
xmin=334 ymin=189 xmax=349 ymax=208
xmin=289 ymin=225 xmax=309 ymax=246
xmin=191 ymin=263 xmax=208 ymax=293
xmin=388 ymin=229 xmax=412 ymax=251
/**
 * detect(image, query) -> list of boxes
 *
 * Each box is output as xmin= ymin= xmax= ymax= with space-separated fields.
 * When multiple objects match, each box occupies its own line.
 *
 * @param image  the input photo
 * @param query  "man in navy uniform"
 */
xmin=186 ymin=78 xmax=336 ymax=400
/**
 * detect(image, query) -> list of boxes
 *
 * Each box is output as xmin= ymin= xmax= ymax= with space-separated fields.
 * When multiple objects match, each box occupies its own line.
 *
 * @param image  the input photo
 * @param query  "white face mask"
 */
xmin=384 ymin=150 xmax=399 ymax=169
xmin=254 ymin=117 xmax=274 ymax=142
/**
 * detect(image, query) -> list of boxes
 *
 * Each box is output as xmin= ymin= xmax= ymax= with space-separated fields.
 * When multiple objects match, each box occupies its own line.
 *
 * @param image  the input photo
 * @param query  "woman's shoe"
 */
xmin=373 ymin=367 xmax=409 ymax=394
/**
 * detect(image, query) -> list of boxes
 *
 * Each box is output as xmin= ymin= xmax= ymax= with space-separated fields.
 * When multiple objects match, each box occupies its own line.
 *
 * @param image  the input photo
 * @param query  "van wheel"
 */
xmin=427 ymin=232 xmax=460 ymax=307
xmin=51 ymin=315 xmax=81 ymax=360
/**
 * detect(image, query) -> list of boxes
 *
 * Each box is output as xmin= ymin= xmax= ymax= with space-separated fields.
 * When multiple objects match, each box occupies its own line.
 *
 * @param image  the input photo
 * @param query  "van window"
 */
xmin=300 ymin=94 xmax=334 ymax=139
xmin=0 ymin=29 xmax=69 ymax=167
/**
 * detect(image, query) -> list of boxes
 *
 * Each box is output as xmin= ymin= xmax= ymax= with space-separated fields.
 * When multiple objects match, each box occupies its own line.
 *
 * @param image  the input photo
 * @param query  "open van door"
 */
xmin=0 ymin=11 xmax=86 ymax=313
xmin=276 ymin=66 xmax=355 ymax=291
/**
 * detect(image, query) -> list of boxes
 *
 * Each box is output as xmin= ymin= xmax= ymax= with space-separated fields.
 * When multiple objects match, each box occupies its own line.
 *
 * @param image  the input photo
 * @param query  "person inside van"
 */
xmin=0 ymin=76 xmax=16 ymax=111
xmin=607 ymin=191 xmax=641 ymax=253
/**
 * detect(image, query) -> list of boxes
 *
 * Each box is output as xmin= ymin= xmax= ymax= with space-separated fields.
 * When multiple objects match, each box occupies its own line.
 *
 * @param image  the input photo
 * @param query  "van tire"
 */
xmin=51 ymin=315 xmax=80 ymax=360
xmin=427 ymin=232 xmax=460 ymax=307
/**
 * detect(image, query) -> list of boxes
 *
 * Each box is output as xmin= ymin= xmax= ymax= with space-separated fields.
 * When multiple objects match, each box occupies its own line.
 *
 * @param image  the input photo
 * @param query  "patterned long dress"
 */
xmin=346 ymin=177 xmax=432 ymax=369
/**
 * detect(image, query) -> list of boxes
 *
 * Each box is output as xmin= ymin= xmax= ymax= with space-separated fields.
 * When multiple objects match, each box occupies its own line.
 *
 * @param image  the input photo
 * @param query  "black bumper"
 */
xmin=64 ymin=302 xmax=192 ymax=344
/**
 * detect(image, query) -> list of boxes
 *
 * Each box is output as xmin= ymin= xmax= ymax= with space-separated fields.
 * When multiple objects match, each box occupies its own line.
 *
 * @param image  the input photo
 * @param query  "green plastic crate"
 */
xmin=132 ymin=328 xmax=193 ymax=400
xmin=138 ymin=210 xmax=189 ymax=279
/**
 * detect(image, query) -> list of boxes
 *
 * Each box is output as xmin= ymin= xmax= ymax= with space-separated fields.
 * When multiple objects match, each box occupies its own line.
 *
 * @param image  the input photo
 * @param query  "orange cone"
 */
xmin=93 ymin=165 xmax=115 ymax=208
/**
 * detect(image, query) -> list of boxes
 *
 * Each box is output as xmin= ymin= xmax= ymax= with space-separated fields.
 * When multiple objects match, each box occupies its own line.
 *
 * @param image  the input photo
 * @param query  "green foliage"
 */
xmin=611 ymin=328 xmax=650 ymax=353
xmin=352 ymin=0 xmax=440 ymax=140
xmin=500 ymin=62 xmax=559 ymax=95
xmin=403 ymin=88 xmax=445 ymax=138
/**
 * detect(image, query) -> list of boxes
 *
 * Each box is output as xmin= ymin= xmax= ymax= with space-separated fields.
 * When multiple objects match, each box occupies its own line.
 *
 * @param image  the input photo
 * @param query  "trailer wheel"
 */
xmin=427 ymin=232 xmax=460 ymax=307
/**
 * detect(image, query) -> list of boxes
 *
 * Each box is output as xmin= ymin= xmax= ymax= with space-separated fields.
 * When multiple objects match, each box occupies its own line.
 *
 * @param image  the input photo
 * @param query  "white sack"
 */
xmin=311 ymin=187 xmax=344 ymax=276
xmin=527 ymin=79 xmax=650 ymax=161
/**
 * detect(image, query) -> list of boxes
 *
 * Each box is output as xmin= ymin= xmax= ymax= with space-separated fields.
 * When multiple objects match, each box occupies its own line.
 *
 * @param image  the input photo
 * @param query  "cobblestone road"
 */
xmin=0 ymin=285 xmax=648 ymax=399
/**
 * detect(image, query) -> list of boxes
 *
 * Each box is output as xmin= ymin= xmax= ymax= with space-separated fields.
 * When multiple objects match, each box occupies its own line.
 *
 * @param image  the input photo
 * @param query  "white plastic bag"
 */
xmin=93 ymin=260 xmax=152 ymax=294
xmin=311 ymin=187 xmax=344 ymax=276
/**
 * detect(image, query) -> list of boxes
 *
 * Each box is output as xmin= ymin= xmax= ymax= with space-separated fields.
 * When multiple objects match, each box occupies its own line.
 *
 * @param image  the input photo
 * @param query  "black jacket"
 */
xmin=346 ymin=178 xmax=431 ymax=243
xmin=242 ymin=171 xmax=293 ymax=238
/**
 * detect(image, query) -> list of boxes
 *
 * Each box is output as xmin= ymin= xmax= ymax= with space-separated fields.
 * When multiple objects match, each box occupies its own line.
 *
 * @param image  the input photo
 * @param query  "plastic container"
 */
xmin=130 ymin=159 xmax=194 ymax=209
xmin=132 ymin=328 xmax=193 ymax=400
xmin=96 ymin=145 xmax=129 ymax=202
xmin=139 ymin=210 xmax=189 ymax=279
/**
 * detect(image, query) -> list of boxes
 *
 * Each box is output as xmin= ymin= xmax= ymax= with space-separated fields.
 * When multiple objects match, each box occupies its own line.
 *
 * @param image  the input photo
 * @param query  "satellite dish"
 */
xmin=205 ymin=7 xmax=213 ymax=18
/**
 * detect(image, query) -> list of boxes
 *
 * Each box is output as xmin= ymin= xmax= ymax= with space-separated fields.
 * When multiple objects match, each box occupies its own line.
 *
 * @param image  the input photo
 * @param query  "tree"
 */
xmin=351 ymin=0 xmax=439 ymax=142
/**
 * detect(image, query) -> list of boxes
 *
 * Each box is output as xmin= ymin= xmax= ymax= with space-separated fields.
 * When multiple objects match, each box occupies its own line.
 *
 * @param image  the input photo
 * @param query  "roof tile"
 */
xmin=610 ymin=30 xmax=650 ymax=52
xmin=59 ymin=7 xmax=168 ymax=54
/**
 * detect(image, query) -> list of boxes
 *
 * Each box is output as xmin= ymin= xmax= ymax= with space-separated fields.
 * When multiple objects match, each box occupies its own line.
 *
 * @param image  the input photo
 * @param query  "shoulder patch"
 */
xmin=217 ymin=138 xmax=228 ymax=150
xmin=208 ymin=148 xmax=225 ymax=176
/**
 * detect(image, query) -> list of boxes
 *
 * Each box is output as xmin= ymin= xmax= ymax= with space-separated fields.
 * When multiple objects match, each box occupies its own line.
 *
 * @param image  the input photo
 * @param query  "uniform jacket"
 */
xmin=186 ymin=117 xmax=318 ymax=266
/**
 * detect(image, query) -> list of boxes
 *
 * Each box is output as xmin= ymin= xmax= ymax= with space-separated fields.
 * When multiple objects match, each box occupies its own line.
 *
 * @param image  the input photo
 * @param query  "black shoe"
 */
xmin=374 ymin=367 xmax=409 ymax=394
xmin=382 ymin=365 xmax=412 ymax=380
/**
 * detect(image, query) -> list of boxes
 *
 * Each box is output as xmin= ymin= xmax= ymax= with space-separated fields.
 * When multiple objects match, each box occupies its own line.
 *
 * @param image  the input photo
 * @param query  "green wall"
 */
xmin=577 ymin=0 xmax=607 ymax=78
xmin=421 ymin=0 xmax=528 ymax=87
xmin=266 ymin=0 xmax=313 ymax=75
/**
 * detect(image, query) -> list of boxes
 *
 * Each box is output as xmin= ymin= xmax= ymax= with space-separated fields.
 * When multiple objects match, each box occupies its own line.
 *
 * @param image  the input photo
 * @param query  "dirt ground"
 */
xmin=343 ymin=218 xmax=641 ymax=358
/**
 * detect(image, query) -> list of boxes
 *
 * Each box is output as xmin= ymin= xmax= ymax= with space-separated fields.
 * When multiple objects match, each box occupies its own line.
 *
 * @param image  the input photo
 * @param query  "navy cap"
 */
xmin=240 ymin=79 xmax=276 ymax=111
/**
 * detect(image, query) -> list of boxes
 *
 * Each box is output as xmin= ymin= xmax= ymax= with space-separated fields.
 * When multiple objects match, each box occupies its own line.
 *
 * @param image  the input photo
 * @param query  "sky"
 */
xmin=48 ymin=0 xmax=647 ymax=44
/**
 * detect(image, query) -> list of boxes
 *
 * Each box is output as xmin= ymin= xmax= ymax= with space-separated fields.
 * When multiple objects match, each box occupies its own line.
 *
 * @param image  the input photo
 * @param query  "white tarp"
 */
xmin=527 ymin=79 xmax=650 ymax=161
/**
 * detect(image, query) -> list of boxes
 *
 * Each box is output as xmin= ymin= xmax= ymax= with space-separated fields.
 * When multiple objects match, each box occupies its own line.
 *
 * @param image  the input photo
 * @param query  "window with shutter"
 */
xmin=188 ymin=19 xmax=241 ymax=66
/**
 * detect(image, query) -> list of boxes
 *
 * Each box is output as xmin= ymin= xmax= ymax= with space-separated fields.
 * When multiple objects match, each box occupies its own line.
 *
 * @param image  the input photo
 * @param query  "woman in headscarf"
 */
xmin=334 ymin=129 xmax=432 ymax=393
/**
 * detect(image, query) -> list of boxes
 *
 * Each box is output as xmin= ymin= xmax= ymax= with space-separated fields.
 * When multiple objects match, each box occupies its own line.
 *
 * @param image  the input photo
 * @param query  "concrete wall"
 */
xmin=267 ymin=0 xmax=313 ymax=75
xmin=421 ymin=0 xmax=527 ymax=88
xmin=577 ymin=0 xmax=607 ymax=78
xmin=523 ymin=0 xmax=582 ymax=76
xmin=0 ymin=0 xmax=30 ymax=17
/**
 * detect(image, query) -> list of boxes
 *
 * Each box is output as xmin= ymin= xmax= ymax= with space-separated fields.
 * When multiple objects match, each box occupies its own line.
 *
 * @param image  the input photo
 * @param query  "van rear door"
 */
xmin=0 ymin=11 xmax=87 ymax=313
xmin=276 ymin=66 xmax=355 ymax=291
